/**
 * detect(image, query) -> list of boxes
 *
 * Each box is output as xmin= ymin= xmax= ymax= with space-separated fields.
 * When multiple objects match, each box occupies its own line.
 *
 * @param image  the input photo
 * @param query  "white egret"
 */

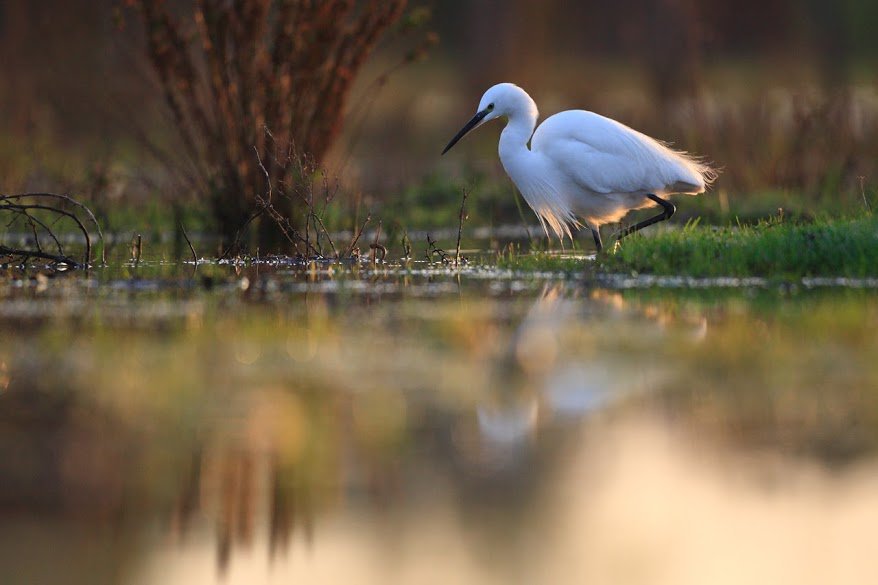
xmin=442 ymin=83 xmax=717 ymax=252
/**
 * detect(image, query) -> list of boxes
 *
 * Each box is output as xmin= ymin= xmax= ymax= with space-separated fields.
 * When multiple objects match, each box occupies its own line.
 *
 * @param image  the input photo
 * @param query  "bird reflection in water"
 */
xmin=472 ymin=285 xmax=709 ymax=468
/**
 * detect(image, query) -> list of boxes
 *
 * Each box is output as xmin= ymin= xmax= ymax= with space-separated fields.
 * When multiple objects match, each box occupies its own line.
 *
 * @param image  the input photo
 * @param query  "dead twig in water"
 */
xmin=260 ymin=196 xmax=321 ymax=257
xmin=370 ymin=243 xmax=387 ymax=261
xmin=315 ymin=215 xmax=338 ymax=258
xmin=370 ymin=220 xmax=383 ymax=263
xmin=402 ymin=231 xmax=412 ymax=259
xmin=455 ymin=188 xmax=469 ymax=267
xmin=180 ymin=222 xmax=198 ymax=263
xmin=347 ymin=214 xmax=371 ymax=258
xmin=131 ymin=234 xmax=143 ymax=263
xmin=426 ymin=234 xmax=450 ymax=265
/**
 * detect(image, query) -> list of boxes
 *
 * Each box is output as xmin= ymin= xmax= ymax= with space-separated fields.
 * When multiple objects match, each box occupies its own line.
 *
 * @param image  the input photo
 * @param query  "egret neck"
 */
xmin=497 ymin=92 xmax=539 ymax=171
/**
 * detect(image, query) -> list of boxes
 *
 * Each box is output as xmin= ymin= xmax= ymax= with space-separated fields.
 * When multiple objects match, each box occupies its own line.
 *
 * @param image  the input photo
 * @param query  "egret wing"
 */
xmin=533 ymin=111 xmax=708 ymax=194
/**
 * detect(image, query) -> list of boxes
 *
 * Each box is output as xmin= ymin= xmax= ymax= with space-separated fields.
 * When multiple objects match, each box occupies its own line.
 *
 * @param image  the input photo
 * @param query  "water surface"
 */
xmin=1 ymin=253 xmax=877 ymax=584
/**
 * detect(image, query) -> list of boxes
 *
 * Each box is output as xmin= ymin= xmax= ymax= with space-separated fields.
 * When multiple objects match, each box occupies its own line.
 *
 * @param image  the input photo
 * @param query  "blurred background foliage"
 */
xmin=1 ymin=0 xmax=877 ymax=235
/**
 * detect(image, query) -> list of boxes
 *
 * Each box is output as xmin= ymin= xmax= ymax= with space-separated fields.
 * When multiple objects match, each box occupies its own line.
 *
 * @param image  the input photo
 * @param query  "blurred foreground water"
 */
xmin=1 ymin=253 xmax=877 ymax=585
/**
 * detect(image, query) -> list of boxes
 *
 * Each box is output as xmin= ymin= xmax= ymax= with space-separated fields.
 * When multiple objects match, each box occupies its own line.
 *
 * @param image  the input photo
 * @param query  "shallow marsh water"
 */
xmin=1 ymin=250 xmax=878 ymax=584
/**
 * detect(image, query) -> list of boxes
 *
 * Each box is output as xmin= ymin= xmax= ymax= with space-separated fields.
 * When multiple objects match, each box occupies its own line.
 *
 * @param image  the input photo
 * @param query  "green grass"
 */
xmin=496 ymin=214 xmax=878 ymax=278
xmin=598 ymin=215 xmax=878 ymax=278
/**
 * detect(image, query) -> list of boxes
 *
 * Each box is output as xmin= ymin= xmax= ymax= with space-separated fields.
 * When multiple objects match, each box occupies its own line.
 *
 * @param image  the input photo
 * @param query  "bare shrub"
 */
xmin=128 ymin=0 xmax=411 ymax=245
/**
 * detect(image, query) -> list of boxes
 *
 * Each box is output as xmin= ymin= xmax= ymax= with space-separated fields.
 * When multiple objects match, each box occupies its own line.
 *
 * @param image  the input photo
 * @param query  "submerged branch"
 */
xmin=0 ymin=193 xmax=103 ymax=268
xmin=0 ymin=245 xmax=80 ymax=267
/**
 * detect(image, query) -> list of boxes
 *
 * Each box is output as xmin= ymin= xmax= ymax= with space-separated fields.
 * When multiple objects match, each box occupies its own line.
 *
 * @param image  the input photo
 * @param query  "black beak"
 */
xmin=442 ymin=109 xmax=489 ymax=155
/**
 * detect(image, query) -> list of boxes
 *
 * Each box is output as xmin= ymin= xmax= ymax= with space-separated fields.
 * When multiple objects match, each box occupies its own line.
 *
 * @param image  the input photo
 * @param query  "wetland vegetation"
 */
xmin=3 ymin=1 xmax=878 ymax=584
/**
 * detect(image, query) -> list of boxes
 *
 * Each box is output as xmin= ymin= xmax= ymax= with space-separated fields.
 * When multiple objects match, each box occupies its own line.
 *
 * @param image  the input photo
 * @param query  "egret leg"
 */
xmin=590 ymin=227 xmax=603 ymax=253
xmin=615 ymin=194 xmax=676 ymax=241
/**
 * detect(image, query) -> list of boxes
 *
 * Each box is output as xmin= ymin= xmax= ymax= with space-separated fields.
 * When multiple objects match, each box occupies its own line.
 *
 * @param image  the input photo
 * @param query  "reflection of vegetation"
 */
xmin=640 ymin=294 xmax=878 ymax=464
xmin=3 ymin=264 xmax=878 ymax=578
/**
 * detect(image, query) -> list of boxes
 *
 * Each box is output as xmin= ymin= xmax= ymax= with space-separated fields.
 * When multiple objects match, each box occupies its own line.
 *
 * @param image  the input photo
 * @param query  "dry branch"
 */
xmin=455 ymin=188 xmax=468 ymax=267
xmin=180 ymin=222 xmax=198 ymax=263
xmin=0 ymin=192 xmax=104 ymax=268
xmin=347 ymin=214 xmax=371 ymax=257
xmin=0 ymin=245 xmax=79 ymax=267
xmin=425 ymin=234 xmax=450 ymax=264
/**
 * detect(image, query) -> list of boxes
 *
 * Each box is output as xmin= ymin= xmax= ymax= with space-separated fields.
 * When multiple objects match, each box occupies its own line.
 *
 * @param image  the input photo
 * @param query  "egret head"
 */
xmin=442 ymin=83 xmax=533 ymax=154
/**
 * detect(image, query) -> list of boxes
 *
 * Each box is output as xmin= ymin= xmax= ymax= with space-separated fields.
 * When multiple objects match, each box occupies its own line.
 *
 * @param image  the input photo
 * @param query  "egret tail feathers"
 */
xmin=662 ymin=144 xmax=719 ymax=192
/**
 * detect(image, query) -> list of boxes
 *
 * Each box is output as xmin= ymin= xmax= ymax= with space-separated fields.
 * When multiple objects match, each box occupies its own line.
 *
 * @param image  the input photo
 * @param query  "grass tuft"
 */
xmin=598 ymin=215 xmax=878 ymax=278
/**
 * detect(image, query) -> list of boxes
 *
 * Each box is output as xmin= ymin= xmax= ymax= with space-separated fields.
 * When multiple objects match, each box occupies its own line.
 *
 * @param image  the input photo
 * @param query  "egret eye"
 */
xmin=487 ymin=103 xmax=494 ymax=111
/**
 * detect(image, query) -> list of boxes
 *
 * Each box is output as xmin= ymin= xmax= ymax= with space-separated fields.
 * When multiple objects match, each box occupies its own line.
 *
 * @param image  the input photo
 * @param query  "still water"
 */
xmin=1 ymin=254 xmax=877 ymax=584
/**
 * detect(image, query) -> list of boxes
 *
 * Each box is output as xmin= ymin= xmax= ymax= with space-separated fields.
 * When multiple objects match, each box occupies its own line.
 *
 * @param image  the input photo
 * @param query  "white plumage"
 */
xmin=442 ymin=83 xmax=717 ymax=250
